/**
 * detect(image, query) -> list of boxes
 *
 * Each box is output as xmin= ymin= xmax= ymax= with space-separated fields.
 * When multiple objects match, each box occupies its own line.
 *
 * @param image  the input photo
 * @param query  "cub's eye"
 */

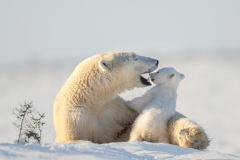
xmin=157 ymin=72 xmax=159 ymax=74
xmin=134 ymin=57 xmax=138 ymax=61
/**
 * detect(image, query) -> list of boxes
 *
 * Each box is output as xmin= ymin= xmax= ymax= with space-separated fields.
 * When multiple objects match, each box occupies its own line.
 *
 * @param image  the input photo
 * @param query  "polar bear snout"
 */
xmin=138 ymin=56 xmax=158 ymax=74
xmin=149 ymin=72 xmax=157 ymax=83
xmin=149 ymin=73 xmax=155 ymax=82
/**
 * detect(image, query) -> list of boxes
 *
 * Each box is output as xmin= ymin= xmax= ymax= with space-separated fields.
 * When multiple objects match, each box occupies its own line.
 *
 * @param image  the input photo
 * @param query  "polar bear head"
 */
xmin=149 ymin=67 xmax=184 ymax=88
xmin=98 ymin=51 xmax=159 ymax=90
xmin=70 ymin=51 xmax=158 ymax=104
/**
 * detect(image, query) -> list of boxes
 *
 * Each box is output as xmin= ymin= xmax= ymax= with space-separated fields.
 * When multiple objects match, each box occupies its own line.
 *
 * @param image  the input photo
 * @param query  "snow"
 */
xmin=0 ymin=142 xmax=239 ymax=160
xmin=1 ymin=53 xmax=240 ymax=158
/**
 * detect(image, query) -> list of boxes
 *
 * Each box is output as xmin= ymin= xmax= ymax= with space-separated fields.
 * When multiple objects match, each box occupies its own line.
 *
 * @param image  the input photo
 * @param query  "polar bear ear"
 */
xmin=99 ymin=59 xmax=113 ymax=72
xmin=169 ymin=74 xmax=175 ymax=79
xmin=180 ymin=74 xmax=185 ymax=80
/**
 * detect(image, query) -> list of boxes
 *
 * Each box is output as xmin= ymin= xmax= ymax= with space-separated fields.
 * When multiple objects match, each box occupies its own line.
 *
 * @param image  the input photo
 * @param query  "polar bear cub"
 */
xmin=127 ymin=67 xmax=184 ymax=143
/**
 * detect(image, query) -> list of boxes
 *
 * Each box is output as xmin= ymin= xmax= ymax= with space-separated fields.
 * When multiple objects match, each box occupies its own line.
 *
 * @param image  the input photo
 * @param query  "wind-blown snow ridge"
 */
xmin=0 ymin=142 xmax=239 ymax=160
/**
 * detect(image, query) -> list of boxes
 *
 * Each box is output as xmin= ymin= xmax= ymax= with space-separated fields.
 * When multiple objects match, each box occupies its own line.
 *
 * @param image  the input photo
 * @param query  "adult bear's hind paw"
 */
xmin=178 ymin=127 xmax=210 ymax=150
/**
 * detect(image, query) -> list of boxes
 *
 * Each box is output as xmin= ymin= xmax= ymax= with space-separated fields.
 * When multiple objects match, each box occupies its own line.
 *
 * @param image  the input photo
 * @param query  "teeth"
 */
xmin=147 ymin=77 xmax=151 ymax=82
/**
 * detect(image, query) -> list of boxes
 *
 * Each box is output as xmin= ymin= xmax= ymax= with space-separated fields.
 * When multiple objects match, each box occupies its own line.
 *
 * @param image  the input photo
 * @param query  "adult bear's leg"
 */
xmin=101 ymin=96 xmax=138 ymax=142
xmin=167 ymin=112 xmax=210 ymax=150
xmin=54 ymin=96 xmax=137 ymax=143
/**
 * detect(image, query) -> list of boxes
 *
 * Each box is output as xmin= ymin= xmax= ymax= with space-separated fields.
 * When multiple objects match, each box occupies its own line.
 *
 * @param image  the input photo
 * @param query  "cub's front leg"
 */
xmin=126 ymin=96 xmax=148 ymax=114
xmin=106 ymin=96 xmax=138 ymax=125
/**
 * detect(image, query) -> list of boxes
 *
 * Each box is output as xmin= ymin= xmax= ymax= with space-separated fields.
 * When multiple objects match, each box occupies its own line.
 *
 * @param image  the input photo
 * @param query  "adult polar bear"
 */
xmin=53 ymin=51 xmax=208 ymax=148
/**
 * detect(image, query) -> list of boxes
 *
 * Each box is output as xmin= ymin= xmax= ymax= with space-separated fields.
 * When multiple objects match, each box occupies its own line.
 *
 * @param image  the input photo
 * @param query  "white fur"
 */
xmin=168 ymin=112 xmax=210 ymax=150
xmin=127 ymin=67 xmax=184 ymax=143
xmin=53 ymin=52 xmax=209 ymax=150
xmin=53 ymin=51 xmax=159 ymax=143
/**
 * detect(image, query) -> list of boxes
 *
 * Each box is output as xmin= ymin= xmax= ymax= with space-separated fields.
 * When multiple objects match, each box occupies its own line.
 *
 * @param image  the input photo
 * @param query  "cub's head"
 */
xmin=98 ymin=51 xmax=158 ymax=90
xmin=149 ymin=67 xmax=184 ymax=88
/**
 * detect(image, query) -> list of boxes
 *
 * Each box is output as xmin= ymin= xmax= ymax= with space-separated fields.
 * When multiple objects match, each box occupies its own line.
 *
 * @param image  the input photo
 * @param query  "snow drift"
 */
xmin=0 ymin=142 xmax=239 ymax=160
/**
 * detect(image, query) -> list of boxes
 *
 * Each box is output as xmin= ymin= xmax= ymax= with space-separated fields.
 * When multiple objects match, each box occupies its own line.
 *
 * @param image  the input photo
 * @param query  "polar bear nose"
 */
xmin=156 ymin=60 xmax=159 ymax=66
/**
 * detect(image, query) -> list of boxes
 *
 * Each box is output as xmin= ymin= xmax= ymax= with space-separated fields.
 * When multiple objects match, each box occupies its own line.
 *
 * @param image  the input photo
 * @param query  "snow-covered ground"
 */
xmin=0 ymin=142 xmax=239 ymax=160
xmin=1 ymin=53 xmax=240 ymax=158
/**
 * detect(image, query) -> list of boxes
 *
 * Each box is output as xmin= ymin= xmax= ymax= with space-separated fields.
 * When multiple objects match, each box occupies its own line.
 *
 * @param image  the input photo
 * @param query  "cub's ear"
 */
xmin=180 ymin=74 xmax=185 ymax=80
xmin=99 ymin=59 xmax=113 ymax=71
xmin=169 ymin=74 xmax=175 ymax=79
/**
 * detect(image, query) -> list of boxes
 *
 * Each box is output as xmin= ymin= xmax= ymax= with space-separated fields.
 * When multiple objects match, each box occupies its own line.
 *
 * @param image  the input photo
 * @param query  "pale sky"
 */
xmin=1 ymin=0 xmax=240 ymax=66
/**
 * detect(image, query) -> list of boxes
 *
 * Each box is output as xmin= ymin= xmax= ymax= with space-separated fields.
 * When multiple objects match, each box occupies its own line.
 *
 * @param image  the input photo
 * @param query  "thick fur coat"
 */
xmin=53 ymin=51 xmax=209 ymax=150
xmin=53 ymin=51 xmax=158 ymax=143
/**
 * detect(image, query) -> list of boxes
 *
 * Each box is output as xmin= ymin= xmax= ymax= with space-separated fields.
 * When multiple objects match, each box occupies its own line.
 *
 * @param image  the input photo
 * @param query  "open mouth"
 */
xmin=140 ymin=63 xmax=158 ymax=86
xmin=140 ymin=73 xmax=151 ymax=86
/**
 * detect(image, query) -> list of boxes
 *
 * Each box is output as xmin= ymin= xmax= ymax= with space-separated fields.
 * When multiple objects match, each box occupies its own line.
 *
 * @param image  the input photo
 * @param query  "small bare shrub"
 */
xmin=12 ymin=102 xmax=45 ymax=143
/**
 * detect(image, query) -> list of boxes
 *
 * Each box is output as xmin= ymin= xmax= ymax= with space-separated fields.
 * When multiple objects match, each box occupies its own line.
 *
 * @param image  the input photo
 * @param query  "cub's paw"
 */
xmin=178 ymin=127 xmax=210 ymax=150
